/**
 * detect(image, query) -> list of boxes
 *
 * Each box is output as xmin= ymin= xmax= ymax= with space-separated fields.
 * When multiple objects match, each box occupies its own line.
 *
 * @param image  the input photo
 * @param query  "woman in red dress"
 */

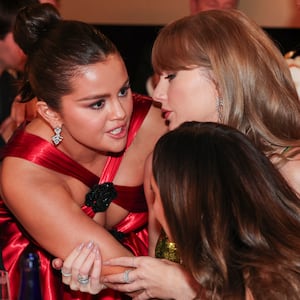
xmin=0 ymin=3 xmax=167 ymax=300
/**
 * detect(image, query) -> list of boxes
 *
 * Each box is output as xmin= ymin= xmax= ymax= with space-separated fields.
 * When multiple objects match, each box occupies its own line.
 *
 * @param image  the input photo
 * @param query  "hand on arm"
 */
xmin=102 ymin=256 xmax=202 ymax=300
xmin=60 ymin=241 xmax=105 ymax=294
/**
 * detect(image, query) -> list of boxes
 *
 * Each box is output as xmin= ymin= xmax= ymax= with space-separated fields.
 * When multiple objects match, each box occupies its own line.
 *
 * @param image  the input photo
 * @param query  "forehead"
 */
xmin=75 ymin=54 xmax=125 ymax=75
xmin=69 ymin=54 xmax=127 ymax=92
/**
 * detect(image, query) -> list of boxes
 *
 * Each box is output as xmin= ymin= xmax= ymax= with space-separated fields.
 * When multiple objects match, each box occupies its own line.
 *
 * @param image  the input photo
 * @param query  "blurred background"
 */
xmin=58 ymin=0 xmax=300 ymax=94
xmin=59 ymin=0 xmax=300 ymax=27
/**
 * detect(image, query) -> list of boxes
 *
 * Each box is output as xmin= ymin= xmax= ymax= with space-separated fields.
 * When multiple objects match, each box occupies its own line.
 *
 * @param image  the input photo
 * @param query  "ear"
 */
xmin=36 ymin=101 xmax=62 ymax=129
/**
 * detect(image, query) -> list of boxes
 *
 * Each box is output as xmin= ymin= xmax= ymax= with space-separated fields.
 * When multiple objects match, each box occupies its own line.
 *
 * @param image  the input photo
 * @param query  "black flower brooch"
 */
xmin=85 ymin=182 xmax=117 ymax=212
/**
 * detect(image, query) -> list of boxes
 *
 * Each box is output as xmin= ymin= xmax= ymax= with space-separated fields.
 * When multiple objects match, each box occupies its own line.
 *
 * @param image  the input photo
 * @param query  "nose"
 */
xmin=110 ymin=98 xmax=126 ymax=120
xmin=152 ymin=78 xmax=168 ymax=104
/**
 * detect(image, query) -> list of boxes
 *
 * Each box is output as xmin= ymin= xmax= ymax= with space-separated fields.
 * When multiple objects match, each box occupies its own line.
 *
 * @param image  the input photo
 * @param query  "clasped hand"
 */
xmin=52 ymin=241 xmax=201 ymax=299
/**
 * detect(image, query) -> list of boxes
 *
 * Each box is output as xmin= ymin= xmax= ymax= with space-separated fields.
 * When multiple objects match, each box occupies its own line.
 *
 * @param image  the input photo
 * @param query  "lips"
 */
xmin=107 ymin=124 xmax=127 ymax=139
xmin=162 ymin=110 xmax=171 ymax=120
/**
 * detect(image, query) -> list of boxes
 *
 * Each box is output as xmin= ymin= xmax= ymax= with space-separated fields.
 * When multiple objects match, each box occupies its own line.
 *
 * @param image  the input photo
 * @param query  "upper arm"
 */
xmin=0 ymin=157 xmax=132 ymax=274
xmin=137 ymin=102 xmax=168 ymax=153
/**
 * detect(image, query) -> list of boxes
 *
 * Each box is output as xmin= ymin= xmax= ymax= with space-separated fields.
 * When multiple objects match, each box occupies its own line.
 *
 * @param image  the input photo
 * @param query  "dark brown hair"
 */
xmin=14 ymin=3 xmax=119 ymax=110
xmin=153 ymin=121 xmax=300 ymax=299
xmin=0 ymin=0 xmax=38 ymax=39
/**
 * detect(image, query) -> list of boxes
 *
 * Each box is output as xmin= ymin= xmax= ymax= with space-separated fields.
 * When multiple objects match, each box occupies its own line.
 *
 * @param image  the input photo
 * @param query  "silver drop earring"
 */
xmin=51 ymin=127 xmax=63 ymax=146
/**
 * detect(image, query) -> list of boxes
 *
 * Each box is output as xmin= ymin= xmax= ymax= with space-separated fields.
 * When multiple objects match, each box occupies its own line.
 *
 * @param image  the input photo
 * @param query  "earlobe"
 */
xmin=36 ymin=101 xmax=62 ymax=128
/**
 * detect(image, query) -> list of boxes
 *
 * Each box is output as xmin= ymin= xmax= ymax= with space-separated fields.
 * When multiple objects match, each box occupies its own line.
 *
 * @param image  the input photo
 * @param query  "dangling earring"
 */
xmin=52 ymin=127 xmax=63 ymax=146
xmin=216 ymin=97 xmax=224 ymax=123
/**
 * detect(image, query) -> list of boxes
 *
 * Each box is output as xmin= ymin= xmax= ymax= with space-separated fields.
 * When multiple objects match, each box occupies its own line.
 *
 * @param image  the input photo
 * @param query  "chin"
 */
xmin=110 ymin=144 xmax=127 ymax=154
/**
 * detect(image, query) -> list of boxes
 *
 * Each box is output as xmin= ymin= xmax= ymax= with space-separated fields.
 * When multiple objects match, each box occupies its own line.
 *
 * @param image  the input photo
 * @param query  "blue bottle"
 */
xmin=18 ymin=252 xmax=43 ymax=300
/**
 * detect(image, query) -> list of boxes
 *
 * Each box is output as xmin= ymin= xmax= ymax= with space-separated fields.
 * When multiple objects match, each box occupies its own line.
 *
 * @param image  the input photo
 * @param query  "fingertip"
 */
xmin=86 ymin=240 xmax=94 ymax=249
xmin=94 ymin=246 xmax=101 ymax=261
xmin=77 ymin=242 xmax=84 ymax=251
xmin=52 ymin=258 xmax=62 ymax=270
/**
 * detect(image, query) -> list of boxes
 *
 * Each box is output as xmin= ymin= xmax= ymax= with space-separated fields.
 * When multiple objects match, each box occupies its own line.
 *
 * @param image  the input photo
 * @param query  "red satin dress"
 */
xmin=0 ymin=94 xmax=152 ymax=300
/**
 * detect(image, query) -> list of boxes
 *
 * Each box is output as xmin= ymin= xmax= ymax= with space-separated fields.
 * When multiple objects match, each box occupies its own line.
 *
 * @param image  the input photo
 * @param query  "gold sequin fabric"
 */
xmin=155 ymin=230 xmax=181 ymax=263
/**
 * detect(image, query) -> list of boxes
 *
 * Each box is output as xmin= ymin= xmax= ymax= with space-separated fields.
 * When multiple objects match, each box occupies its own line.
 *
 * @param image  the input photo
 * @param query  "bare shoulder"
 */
xmin=0 ymin=156 xmax=71 ymax=212
xmin=136 ymin=101 xmax=168 ymax=148
xmin=115 ymin=101 xmax=168 ymax=185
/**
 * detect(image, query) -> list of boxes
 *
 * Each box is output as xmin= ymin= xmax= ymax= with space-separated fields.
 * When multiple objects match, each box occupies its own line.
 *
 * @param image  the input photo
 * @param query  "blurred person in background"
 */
xmin=0 ymin=0 xmax=39 ymax=144
xmin=0 ymin=0 xmax=60 ymax=145
xmin=0 ymin=0 xmax=60 ymax=147
xmin=190 ymin=0 xmax=239 ymax=14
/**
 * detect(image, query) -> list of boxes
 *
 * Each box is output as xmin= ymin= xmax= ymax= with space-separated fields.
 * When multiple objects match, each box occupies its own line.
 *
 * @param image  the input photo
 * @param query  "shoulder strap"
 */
xmin=1 ymin=129 xmax=99 ymax=188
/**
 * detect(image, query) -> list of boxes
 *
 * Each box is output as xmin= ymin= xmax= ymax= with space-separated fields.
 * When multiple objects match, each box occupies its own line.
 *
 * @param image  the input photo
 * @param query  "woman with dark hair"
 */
xmin=151 ymin=121 xmax=300 ymax=299
xmin=0 ymin=3 xmax=167 ymax=299
xmin=70 ymin=122 xmax=300 ymax=299
xmin=148 ymin=121 xmax=300 ymax=299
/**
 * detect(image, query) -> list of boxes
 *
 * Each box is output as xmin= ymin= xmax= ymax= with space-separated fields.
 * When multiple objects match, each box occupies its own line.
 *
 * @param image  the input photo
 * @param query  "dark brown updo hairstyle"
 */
xmin=14 ymin=3 xmax=119 ymax=110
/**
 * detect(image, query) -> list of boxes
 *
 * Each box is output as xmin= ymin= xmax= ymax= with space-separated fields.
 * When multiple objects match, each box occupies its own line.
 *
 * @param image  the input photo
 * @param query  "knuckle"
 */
xmin=70 ymin=283 xmax=79 ymax=291
xmin=72 ymin=266 xmax=80 ymax=274
xmin=78 ymin=268 xmax=88 ymax=276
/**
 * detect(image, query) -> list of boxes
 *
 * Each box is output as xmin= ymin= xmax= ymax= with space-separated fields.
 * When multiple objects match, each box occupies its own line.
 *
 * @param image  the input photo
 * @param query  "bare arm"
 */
xmin=102 ymin=256 xmax=202 ymax=300
xmin=0 ymin=157 xmax=132 ymax=276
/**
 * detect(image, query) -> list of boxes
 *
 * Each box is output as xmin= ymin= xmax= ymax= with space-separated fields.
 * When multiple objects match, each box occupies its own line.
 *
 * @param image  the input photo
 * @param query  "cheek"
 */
xmin=63 ymin=109 xmax=106 ymax=137
xmin=125 ymin=97 xmax=134 ymax=117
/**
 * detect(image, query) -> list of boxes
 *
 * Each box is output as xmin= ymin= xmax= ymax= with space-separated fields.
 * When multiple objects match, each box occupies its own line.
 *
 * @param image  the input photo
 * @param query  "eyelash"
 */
xmin=164 ymin=74 xmax=176 ymax=81
xmin=119 ymin=84 xmax=131 ymax=97
xmin=90 ymin=100 xmax=105 ymax=110
xmin=89 ymin=84 xmax=131 ymax=110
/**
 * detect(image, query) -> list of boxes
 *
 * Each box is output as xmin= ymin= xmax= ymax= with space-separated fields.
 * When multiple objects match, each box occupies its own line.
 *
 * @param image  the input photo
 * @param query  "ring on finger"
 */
xmin=123 ymin=269 xmax=132 ymax=284
xmin=61 ymin=270 xmax=72 ymax=277
xmin=77 ymin=273 xmax=89 ymax=285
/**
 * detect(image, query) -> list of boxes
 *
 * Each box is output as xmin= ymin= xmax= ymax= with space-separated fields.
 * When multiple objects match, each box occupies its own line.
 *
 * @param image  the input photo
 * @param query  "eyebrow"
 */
xmin=76 ymin=93 xmax=109 ymax=102
xmin=75 ymin=78 xmax=130 ymax=102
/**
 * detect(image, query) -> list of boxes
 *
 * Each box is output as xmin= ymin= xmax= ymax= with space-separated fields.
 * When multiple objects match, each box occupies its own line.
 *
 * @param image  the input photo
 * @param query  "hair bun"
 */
xmin=14 ymin=3 xmax=60 ymax=55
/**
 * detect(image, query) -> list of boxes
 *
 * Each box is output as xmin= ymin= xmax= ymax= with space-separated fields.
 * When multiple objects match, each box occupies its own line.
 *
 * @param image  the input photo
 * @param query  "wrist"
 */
xmin=171 ymin=265 xmax=202 ymax=299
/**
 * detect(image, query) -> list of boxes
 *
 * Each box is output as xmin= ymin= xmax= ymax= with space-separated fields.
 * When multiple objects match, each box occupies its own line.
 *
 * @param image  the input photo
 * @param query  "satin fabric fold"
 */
xmin=0 ymin=94 xmax=152 ymax=300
